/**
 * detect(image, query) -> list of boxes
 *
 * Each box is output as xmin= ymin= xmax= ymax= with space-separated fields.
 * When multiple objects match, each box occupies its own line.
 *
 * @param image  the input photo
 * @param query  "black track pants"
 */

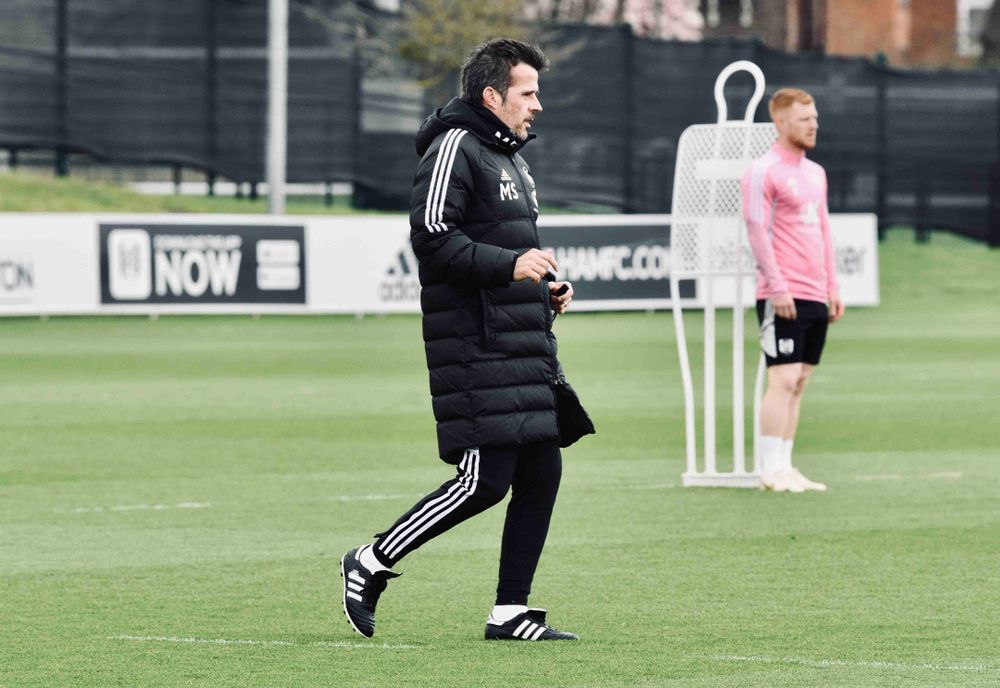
xmin=372 ymin=442 xmax=562 ymax=606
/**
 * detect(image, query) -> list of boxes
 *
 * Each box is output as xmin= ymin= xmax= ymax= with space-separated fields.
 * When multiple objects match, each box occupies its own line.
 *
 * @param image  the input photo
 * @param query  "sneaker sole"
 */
xmin=340 ymin=554 xmax=371 ymax=638
xmin=760 ymin=481 xmax=803 ymax=493
xmin=485 ymin=634 xmax=580 ymax=641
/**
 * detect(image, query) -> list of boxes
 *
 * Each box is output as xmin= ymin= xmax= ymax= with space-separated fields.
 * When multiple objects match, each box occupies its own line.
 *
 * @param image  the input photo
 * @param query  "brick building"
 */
xmin=700 ymin=0 xmax=981 ymax=66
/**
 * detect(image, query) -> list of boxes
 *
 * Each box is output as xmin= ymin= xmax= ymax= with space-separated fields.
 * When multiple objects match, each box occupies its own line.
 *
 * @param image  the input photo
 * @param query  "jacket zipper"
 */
xmin=510 ymin=154 xmax=560 ymax=387
xmin=510 ymin=155 xmax=540 ymax=248
xmin=479 ymin=289 xmax=492 ymax=351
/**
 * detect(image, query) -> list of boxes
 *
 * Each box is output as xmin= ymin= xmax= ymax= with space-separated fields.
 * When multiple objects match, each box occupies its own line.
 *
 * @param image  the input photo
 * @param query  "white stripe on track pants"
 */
xmin=371 ymin=442 xmax=561 ymax=605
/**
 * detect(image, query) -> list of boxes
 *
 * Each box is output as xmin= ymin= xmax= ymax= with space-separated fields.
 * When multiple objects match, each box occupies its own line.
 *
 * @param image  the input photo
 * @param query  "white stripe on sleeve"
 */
xmin=424 ymin=129 xmax=460 ymax=233
xmin=425 ymin=129 xmax=467 ymax=233
xmin=749 ymin=158 xmax=767 ymax=225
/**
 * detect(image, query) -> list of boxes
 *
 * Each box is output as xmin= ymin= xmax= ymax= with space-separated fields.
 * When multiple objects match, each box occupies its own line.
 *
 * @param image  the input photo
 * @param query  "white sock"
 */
xmin=759 ymin=435 xmax=784 ymax=476
xmin=487 ymin=604 xmax=528 ymax=625
xmin=783 ymin=439 xmax=794 ymax=472
xmin=358 ymin=543 xmax=390 ymax=574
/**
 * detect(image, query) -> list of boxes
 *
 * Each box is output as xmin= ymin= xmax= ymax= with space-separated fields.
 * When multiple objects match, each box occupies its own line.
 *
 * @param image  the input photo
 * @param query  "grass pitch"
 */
xmin=1 ymin=230 xmax=998 ymax=687
xmin=0 ymin=172 xmax=367 ymax=215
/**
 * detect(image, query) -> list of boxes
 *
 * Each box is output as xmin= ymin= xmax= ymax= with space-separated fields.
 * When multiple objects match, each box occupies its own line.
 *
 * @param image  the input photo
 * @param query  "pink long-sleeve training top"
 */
xmin=740 ymin=142 xmax=840 ymax=303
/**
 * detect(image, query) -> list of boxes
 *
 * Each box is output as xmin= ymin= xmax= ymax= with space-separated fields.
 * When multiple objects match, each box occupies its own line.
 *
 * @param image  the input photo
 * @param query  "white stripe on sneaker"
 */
xmin=346 ymin=591 xmax=362 ymax=602
xmin=348 ymin=570 xmax=366 ymax=584
xmin=529 ymin=625 xmax=546 ymax=640
xmin=513 ymin=620 xmax=532 ymax=638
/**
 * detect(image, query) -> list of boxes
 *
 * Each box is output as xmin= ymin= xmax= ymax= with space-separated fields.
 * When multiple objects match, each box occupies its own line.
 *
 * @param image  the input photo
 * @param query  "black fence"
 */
xmin=535 ymin=26 xmax=1000 ymax=246
xmin=2 ymin=1 xmax=999 ymax=246
xmin=0 ymin=0 xmax=358 ymax=185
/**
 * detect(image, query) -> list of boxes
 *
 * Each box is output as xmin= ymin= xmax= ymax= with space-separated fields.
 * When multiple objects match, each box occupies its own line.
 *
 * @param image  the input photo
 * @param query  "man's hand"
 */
xmin=549 ymin=281 xmax=573 ymax=315
xmin=513 ymin=249 xmax=558 ymax=284
xmin=829 ymin=294 xmax=845 ymax=323
xmin=773 ymin=292 xmax=797 ymax=320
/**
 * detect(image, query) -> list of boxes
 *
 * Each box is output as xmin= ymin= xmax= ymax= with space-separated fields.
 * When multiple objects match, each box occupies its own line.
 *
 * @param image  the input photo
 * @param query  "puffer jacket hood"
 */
xmin=415 ymin=97 xmax=535 ymax=157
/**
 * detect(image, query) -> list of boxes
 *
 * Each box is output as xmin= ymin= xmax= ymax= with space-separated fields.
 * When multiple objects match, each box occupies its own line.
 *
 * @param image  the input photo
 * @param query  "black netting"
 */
xmin=0 ymin=0 xmax=356 ymax=181
xmin=527 ymin=26 xmax=631 ymax=211
xmin=1 ymin=4 xmax=999 ymax=244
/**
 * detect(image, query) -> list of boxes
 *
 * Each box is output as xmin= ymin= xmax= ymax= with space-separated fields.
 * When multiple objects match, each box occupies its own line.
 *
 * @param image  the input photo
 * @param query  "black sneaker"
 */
xmin=340 ymin=546 xmax=400 ymax=638
xmin=484 ymin=608 xmax=579 ymax=641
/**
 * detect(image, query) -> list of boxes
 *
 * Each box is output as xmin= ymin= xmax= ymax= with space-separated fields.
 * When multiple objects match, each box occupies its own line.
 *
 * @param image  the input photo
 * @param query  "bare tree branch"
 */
xmin=398 ymin=0 xmax=533 ymax=101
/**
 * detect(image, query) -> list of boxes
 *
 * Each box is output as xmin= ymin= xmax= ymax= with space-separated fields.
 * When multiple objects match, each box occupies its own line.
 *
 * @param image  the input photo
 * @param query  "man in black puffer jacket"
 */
xmin=340 ymin=39 xmax=591 ymax=642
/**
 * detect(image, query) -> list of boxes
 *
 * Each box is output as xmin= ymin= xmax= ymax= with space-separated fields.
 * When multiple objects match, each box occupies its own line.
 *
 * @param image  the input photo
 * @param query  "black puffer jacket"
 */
xmin=409 ymin=98 xmax=562 ymax=463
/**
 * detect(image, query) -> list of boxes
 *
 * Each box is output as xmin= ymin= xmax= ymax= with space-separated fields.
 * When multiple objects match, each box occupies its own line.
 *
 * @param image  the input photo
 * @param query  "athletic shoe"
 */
xmin=760 ymin=470 xmax=805 ymax=493
xmin=484 ymin=608 xmax=579 ymax=641
xmin=340 ymin=546 xmax=400 ymax=638
xmin=790 ymin=468 xmax=828 ymax=492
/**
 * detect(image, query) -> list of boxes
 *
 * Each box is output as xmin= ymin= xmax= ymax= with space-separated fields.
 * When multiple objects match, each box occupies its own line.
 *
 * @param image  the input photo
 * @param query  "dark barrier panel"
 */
xmin=99 ymin=222 xmax=306 ymax=304
xmin=527 ymin=26 xmax=632 ymax=211
xmin=542 ymin=224 xmax=696 ymax=301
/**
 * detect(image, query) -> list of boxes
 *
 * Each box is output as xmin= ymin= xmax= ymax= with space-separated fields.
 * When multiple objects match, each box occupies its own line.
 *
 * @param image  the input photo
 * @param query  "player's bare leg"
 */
xmin=759 ymin=364 xmax=804 ymax=492
xmin=781 ymin=365 xmax=826 ymax=491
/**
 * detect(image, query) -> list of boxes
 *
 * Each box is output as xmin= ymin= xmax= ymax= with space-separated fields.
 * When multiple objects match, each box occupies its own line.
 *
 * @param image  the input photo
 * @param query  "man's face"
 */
xmin=487 ymin=63 xmax=542 ymax=141
xmin=776 ymin=101 xmax=819 ymax=151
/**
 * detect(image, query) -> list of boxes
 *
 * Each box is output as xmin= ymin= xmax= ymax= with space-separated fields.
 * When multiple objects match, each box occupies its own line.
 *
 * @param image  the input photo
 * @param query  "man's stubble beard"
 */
xmin=500 ymin=101 xmax=530 ymax=141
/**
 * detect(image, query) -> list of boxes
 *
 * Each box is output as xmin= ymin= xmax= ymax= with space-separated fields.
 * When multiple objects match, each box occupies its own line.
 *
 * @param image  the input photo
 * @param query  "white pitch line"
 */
xmin=65 ymin=502 xmax=211 ymax=514
xmin=328 ymin=493 xmax=423 ymax=502
xmin=108 ymin=635 xmax=416 ymax=650
xmin=856 ymin=472 xmax=963 ymax=482
xmin=588 ymin=483 xmax=678 ymax=492
xmin=711 ymin=654 xmax=997 ymax=673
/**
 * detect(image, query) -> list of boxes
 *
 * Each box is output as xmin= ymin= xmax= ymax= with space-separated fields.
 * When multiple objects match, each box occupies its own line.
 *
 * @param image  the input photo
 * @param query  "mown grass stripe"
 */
xmin=108 ymin=635 xmax=417 ymax=650
xmin=710 ymin=654 xmax=998 ymax=673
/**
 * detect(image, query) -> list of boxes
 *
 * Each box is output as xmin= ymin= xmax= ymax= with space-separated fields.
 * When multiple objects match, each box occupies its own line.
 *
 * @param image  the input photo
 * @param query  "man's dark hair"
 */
xmin=460 ymin=38 xmax=547 ymax=105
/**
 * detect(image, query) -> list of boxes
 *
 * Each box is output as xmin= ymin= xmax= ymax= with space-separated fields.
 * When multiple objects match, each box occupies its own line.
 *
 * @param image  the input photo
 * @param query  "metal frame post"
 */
xmin=205 ymin=0 xmax=219 ymax=192
xmin=55 ymin=0 xmax=69 ymax=177
xmin=674 ymin=60 xmax=768 ymax=488
xmin=267 ymin=0 xmax=288 ymax=215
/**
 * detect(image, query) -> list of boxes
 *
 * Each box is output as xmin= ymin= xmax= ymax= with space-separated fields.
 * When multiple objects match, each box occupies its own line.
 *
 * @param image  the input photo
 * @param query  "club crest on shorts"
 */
xmin=778 ymin=338 xmax=795 ymax=355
